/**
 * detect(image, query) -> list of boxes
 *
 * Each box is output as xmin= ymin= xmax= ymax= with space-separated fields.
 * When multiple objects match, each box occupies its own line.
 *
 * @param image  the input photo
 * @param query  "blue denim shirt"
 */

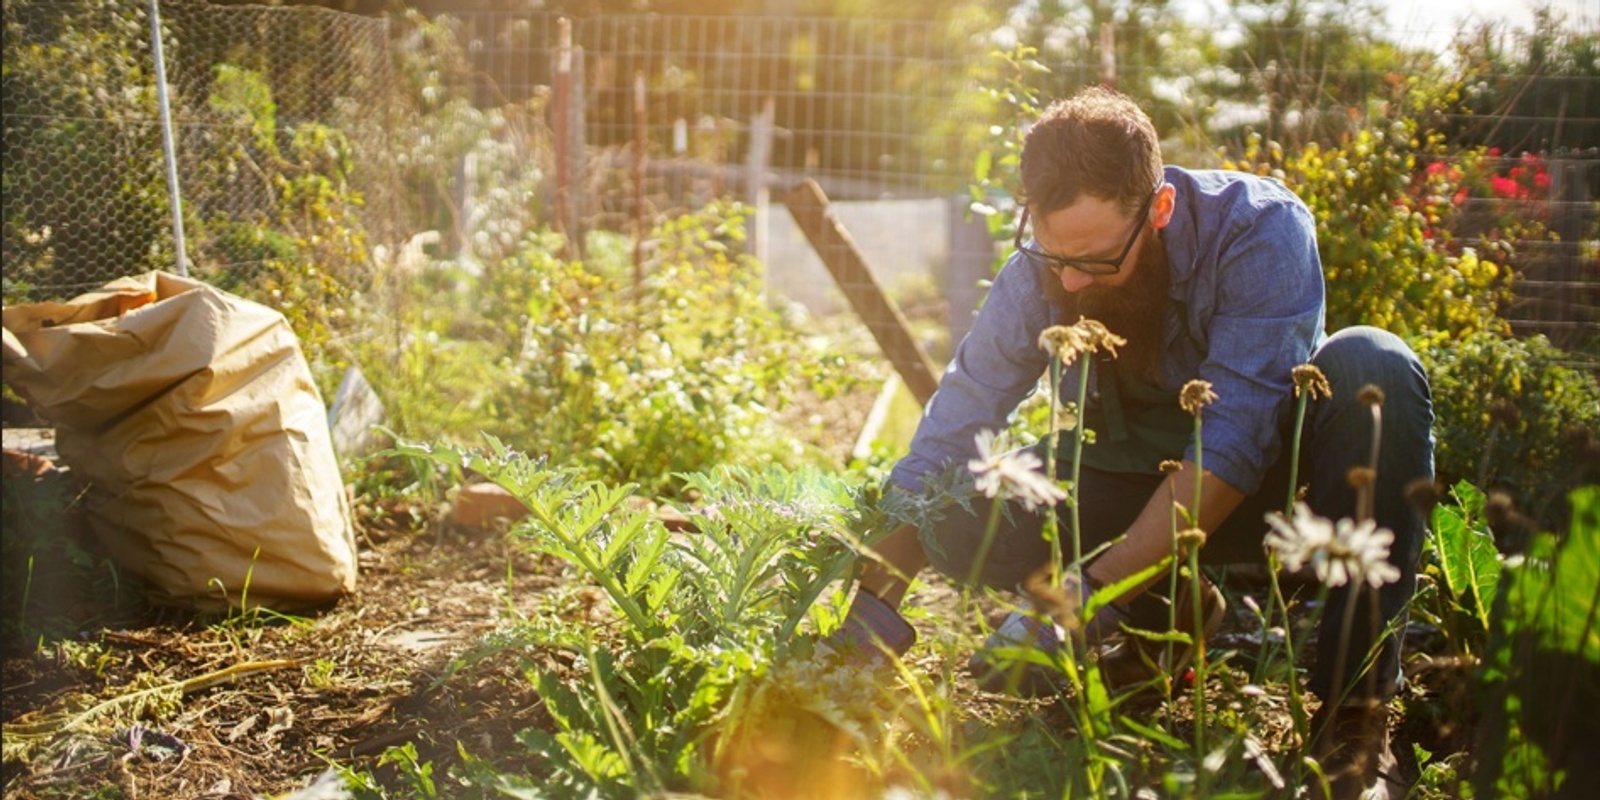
xmin=891 ymin=167 xmax=1327 ymax=497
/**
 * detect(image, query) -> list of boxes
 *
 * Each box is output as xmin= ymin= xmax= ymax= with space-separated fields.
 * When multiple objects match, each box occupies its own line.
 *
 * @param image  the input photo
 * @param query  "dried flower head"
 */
xmin=1404 ymin=478 xmax=1442 ymax=515
xmin=969 ymin=430 xmax=1068 ymax=512
xmin=1073 ymin=318 xmax=1125 ymax=359
xmin=1357 ymin=385 xmax=1386 ymax=407
xmin=1180 ymin=380 xmax=1218 ymax=416
xmin=1176 ymin=527 xmax=1208 ymax=557
xmin=1023 ymin=565 xmax=1081 ymax=627
xmin=1159 ymin=459 xmax=1183 ymax=474
xmin=1345 ymin=466 xmax=1377 ymax=490
xmin=1264 ymin=503 xmax=1400 ymax=588
xmin=1483 ymin=490 xmax=1525 ymax=533
xmin=1038 ymin=325 xmax=1087 ymax=363
xmin=1038 ymin=317 xmax=1126 ymax=366
xmin=1292 ymin=364 xmax=1332 ymax=400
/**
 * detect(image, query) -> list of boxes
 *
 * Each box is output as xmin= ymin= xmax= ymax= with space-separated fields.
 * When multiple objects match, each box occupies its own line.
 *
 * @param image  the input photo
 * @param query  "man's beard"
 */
xmin=1074 ymin=231 xmax=1170 ymax=383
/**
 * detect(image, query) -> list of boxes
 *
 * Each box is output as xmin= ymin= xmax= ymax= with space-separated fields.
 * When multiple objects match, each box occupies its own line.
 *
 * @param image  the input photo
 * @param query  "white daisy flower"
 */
xmin=968 ymin=430 xmax=1068 ymax=512
xmin=1265 ymin=502 xmax=1400 ymax=589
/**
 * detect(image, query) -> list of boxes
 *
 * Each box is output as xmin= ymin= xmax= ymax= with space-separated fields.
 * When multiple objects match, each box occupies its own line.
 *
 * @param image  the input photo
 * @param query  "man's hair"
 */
xmin=1019 ymin=87 xmax=1163 ymax=215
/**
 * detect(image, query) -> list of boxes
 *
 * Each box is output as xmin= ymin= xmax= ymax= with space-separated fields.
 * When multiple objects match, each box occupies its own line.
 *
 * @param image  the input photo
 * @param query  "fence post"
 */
xmin=785 ymin=179 xmax=942 ymax=406
xmin=1098 ymin=22 xmax=1116 ymax=89
xmin=147 ymin=0 xmax=189 ymax=277
xmin=745 ymin=96 xmax=775 ymax=268
xmin=945 ymin=197 xmax=994 ymax=350
xmin=633 ymin=70 xmax=647 ymax=289
xmin=552 ymin=18 xmax=585 ymax=258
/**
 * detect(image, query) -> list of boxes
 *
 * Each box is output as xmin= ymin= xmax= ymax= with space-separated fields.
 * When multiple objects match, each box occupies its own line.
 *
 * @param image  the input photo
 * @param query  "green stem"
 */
xmin=1070 ymin=363 xmax=1092 ymax=568
xmin=1286 ymin=392 xmax=1311 ymax=515
xmin=1190 ymin=414 xmax=1208 ymax=786
xmin=966 ymin=498 xmax=1006 ymax=593
xmin=1047 ymin=355 xmax=1063 ymax=587
xmin=524 ymin=496 xmax=656 ymax=636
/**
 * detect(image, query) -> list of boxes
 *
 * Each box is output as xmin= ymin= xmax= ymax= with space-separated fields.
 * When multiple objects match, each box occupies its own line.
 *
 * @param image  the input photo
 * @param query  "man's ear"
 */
xmin=1151 ymin=182 xmax=1176 ymax=229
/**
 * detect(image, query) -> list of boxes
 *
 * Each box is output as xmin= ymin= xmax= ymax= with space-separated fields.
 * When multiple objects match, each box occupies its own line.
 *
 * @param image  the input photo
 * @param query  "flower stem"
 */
xmin=1069 ymin=362 xmax=1092 ymax=568
xmin=1286 ymin=390 xmax=1311 ymax=515
xmin=1047 ymin=355 xmax=1064 ymax=587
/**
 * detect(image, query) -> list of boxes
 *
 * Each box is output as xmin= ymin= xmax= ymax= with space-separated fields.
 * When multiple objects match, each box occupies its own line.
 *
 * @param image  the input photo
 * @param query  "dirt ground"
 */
xmin=1 ymin=438 xmax=1474 ymax=798
xmin=2 ymin=487 xmax=574 ymax=798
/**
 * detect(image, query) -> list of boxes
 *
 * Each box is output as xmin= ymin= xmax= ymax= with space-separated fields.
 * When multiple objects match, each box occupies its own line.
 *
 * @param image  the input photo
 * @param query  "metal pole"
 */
xmin=553 ymin=17 xmax=571 ymax=257
xmin=632 ymin=70 xmax=646 ymax=290
xmin=147 ymin=0 xmax=189 ymax=277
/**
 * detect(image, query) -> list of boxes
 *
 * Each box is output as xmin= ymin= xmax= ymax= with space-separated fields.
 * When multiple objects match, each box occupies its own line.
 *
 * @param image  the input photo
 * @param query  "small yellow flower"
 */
xmin=1179 ymin=380 xmax=1218 ymax=416
xmin=1291 ymin=364 xmax=1332 ymax=400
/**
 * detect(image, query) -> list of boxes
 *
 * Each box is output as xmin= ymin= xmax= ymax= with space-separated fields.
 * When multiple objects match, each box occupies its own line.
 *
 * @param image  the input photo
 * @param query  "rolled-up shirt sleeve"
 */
xmin=889 ymin=254 xmax=1058 ymax=492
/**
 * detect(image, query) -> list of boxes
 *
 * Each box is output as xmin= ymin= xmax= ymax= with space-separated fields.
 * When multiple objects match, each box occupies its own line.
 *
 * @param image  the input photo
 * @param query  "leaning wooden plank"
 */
xmin=783 ymin=179 xmax=943 ymax=406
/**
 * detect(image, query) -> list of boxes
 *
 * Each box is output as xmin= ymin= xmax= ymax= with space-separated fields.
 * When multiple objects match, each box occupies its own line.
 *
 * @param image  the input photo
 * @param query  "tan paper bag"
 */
xmin=2 ymin=272 xmax=357 ymax=610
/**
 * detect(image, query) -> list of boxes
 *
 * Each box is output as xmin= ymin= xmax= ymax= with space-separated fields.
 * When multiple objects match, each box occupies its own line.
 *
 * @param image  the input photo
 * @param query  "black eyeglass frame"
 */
xmin=1014 ymin=183 xmax=1161 ymax=277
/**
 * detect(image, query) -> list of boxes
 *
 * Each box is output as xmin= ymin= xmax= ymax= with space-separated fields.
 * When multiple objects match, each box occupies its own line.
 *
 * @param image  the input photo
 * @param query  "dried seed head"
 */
xmin=1345 ymin=466 xmax=1377 ymax=490
xmin=1484 ymin=490 xmax=1515 ymax=531
xmin=1023 ymin=565 xmax=1078 ymax=625
xmin=1073 ymin=318 xmax=1126 ymax=359
xmin=1176 ymin=527 xmax=1208 ymax=555
xmin=1291 ymin=364 xmax=1332 ymax=400
xmin=1159 ymin=459 xmax=1183 ymax=474
xmin=1488 ymin=399 xmax=1521 ymax=428
xmin=1180 ymin=380 xmax=1219 ymax=416
xmin=1357 ymin=384 xmax=1386 ymax=407
xmin=1404 ymin=478 xmax=1442 ymax=514
xmin=1038 ymin=325 xmax=1087 ymax=364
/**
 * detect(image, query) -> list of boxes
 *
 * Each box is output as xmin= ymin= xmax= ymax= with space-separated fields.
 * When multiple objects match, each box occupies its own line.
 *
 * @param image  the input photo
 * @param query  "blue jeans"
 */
xmin=919 ymin=326 xmax=1434 ymax=701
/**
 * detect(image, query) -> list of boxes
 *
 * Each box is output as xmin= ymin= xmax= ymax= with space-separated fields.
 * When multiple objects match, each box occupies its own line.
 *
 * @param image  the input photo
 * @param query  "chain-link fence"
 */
xmin=2 ymin=2 xmax=1595 ymax=363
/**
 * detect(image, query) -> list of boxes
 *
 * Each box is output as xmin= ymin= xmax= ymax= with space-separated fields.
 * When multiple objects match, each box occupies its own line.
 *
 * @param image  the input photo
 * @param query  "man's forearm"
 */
xmin=1084 ymin=460 xmax=1245 ymax=603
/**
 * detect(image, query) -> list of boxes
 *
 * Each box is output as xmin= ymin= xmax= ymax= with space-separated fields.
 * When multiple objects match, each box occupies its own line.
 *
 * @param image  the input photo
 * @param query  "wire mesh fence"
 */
xmin=2 ymin=0 xmax=396 ymax=300
xmin=2 ymin=2 xmax=1595 ymax=364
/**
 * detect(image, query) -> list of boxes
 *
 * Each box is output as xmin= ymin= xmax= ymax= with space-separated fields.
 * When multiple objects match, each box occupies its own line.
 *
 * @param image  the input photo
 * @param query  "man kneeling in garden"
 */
xmin=823 ymin=87 xmax=1433 ymax=800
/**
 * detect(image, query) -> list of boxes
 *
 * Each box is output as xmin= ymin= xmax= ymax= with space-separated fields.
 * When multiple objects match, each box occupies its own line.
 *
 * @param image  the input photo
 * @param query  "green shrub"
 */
xmin=356 ymin=203 xmax=876 ymax=499
xmin=1472 ymin=486 xmax=1600 ymax=798
xmin=1225 ymin=129 xmax=1515 ymax=345
xmin=1418 ymin=330 xmax=1600 ymax=532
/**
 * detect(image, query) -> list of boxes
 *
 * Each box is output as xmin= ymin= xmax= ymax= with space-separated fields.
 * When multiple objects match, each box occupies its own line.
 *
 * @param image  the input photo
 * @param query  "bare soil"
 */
xmin=1 ymin=443 xmax=1474 ymax=798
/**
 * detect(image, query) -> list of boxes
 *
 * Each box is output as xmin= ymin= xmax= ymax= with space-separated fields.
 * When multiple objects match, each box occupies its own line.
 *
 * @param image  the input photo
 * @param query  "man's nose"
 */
xmin=1059 ymin=269 xmax=1096 ymax=293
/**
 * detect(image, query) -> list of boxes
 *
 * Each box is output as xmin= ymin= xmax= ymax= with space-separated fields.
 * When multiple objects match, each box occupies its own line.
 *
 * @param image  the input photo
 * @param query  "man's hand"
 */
xmin=1024 ymin=567 xmax=1131 ymax=644
xmin=1084 ymin=460 xmax=1245 ymax=603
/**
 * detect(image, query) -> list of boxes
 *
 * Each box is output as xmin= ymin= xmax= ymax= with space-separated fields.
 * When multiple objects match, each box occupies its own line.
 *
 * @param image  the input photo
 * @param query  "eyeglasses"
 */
xmin=1014 ymin=184 xmax=1160 ymax=277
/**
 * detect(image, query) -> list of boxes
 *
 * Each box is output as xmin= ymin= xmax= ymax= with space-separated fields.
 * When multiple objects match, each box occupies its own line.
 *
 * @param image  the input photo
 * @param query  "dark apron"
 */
xmin=1071 ymin=356 xmax=1193 ymax=476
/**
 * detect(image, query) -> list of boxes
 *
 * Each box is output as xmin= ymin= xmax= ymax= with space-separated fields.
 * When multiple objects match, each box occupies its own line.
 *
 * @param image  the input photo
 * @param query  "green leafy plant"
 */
xmin=1418 ymin=481 xmax=1503 ymax=654
xmin=392 ymin=436 xmax=874 ymax=797
xmin=1473 ymin=486 xmax=1600 ymax=798
xmin=1418 ymin=329 xmax=1600 ymax=533
xmin=1224 ymin=128 xmax=1514 ymax=344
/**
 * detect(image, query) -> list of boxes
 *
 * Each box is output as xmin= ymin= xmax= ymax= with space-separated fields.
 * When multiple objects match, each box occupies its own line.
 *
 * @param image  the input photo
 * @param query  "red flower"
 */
xmin=1491 ymin=175 xmax=1519 ymax=198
